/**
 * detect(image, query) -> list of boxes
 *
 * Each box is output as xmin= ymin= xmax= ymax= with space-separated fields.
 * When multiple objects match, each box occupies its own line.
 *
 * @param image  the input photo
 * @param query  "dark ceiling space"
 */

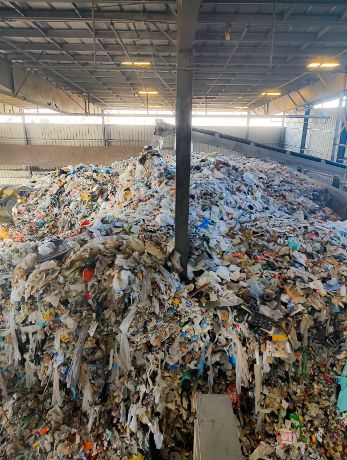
xmin=1 ymin=0 xmax=346 ymax=112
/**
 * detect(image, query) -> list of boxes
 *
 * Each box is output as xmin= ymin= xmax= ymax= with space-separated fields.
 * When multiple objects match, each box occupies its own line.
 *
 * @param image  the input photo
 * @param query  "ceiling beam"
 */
xmin=2 ymin=29 xmax=347 ymax=44
xmin=1 ymin=0 xmax=347 ymax=4
xmin=2 ymin=42 xmax=347 ymax=57
xmin=0 ymin=56 xmax=96 ymax=113
xmin=6 ymin=54 xmax=347 ymax=66
xmin=3 ymin=0 xmax=347 ymax=4
xmin=262 ymin=72 xmax=347 ymax=114
xmin=1 ymin=10 xmax=347 ymax=25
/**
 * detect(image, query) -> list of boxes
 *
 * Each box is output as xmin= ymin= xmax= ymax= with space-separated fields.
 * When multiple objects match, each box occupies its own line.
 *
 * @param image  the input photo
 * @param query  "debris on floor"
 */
xmin=0 ymin=148 xmax=346 ymax=460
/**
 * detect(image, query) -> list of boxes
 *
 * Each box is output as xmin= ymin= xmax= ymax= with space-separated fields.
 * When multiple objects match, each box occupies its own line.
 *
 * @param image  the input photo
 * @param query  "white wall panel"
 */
xmin=284 ymin=107 xmax=340 ymax=160
xmin=0 ymin=121 xmax=334 ymax=161
xmin=0 ymin=123 xmax=26 ymax=144
xmin=284 ymin=127 xmax=302 ymax=152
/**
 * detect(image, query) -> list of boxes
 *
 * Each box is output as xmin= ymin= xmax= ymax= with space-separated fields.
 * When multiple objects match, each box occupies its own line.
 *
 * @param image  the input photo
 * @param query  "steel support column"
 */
xmin=299 ymin=107 xmax=310 ymax=154
xmin=175 ymin=0 xmax=201 ymax=278
xmin=279 ymin=111 xmax=285 ymax=148
xmin=102 ymin=111 xmax=107 ymax=146
xmin=331 ymin=93 xmax=343 ymax=161
xmin=336 ymin=105 xmax=347 ymax=163
xmin=245 ymin=111 xmax=250 ymax=140
xmin=22 ymin=115 xmax=28 ymax=145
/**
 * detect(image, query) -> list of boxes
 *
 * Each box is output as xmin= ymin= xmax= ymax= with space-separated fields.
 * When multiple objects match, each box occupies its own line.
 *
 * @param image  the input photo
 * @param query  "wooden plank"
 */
xmin=196 ymin=394 xmax=243 ymax=460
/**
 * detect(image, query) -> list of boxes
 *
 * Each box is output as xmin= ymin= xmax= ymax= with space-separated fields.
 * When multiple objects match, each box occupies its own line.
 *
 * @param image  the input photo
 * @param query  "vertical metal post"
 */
xmin=102 ymin=111 xmax=107 ymax=146
xmin=245 ymin=111 xmax=250 ymax=140
xmin=299 ymin=106 xmax=310 ymax=154
xmin=175 ymin=0 xmax=201 ymax=278
xmin=332 ymin=176 xmax=341 ymax=189
xmin=336 ymin=104 xmax=347 ymax=163
xmin=176 ymin=50 xmax=194 ymax=278
xmin=331 ymin=93 xmax=343 ymax=162
xmin=279 ymin=111 xmax=285 ymax=148
xmin=22 ymin=115 xmax=28 ymax=145
xmin=92 ymin=0 xmax=97 ymax=69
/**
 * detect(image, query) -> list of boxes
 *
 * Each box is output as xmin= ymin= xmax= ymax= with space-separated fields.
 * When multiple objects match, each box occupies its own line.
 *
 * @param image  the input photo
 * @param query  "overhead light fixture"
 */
xmin=261 ymin=92 xmax=281 ymax=96
xmin=321 ymin=62 xmax=340 ymax=68
xmin=308 ymin=62 xmax=340 ymax=68
xmin=121 ymin=61 xmax=151 ymax=66
xmin=139 ymin=91 xmax=158 ymax=95
xmin=234 ymin=106 xmax=249 ymax=109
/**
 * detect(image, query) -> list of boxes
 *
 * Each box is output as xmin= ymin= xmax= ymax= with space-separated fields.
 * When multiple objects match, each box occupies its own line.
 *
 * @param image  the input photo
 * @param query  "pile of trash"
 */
xmin=0 ymin=148 xmax=346 ymax=460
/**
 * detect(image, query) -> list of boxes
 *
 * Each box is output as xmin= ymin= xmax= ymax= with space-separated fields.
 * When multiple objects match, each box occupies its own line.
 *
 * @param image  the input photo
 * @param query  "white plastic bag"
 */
xmin=38 ymin=241 xmax=56 ymax=256
xmin=119 ymin=305 xmax=137 ymax=372
xmin=52 ymin=363 xmax=62 ymax=406
xmin=231 ymin=334 xmax=249 ymax=394
xmin=113 ymin=270 xmax=132 ymax=294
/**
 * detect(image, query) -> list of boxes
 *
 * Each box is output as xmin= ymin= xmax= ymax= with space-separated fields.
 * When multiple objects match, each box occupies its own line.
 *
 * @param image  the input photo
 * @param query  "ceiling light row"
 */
xmin=121 ymin=61 xmax=151 ymax=66
xmin=308 ymin=62 xmax=340 ymax=68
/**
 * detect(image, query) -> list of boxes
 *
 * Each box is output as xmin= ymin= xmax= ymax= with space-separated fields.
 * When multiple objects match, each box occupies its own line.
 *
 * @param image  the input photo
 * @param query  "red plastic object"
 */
xmin=323 ymin=373 xmax=334 ymax=383
xmin=83 ymin=268 xmax=95 ymax=282
xmin=226 ymin=383 xmax=242 ymax=410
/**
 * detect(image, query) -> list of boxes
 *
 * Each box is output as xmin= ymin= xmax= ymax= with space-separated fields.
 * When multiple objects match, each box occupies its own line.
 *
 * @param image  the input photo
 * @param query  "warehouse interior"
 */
xmin=1 ymin=1 xmax=347 ymax=460
xmin=1 ymin=0 xmax=347 ymax=162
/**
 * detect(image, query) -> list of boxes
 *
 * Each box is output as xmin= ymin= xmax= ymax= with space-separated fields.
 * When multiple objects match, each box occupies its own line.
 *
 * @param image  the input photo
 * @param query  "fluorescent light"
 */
xmin=139 ymin=91 xmax=158 ymax=95
xmin=234 ymin=106 xmax=249 ymax=109
xmin=121 ymin=61 xmax=151 ymax=66
xmin=308 ymin=62 xmax=340 ymax=68
xmin=321 ymin=62 xmax=340 ymax=67
xmin=261 ymin=92 xmax=281 ymax=96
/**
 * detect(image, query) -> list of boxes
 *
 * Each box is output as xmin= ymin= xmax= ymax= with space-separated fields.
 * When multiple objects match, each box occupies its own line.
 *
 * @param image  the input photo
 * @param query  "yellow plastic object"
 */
xmin=2 ymin=188 xmax=15 ymax=197
xmin=0 ymin=228 xmax=10 ymax=239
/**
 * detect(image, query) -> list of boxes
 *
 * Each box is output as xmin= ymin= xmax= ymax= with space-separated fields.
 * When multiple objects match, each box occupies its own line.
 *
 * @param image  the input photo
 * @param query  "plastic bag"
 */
xmin=243 ymin=172 xmax=257 ymax=185
xmin=231 ymin=334 xmax=249 ymax=394
xmin=119 ymin=305 xmax=137 ymax=372
xmin=52 ymin=363 xmax=62 ymax=406
xmin=82 ymin=367 xmax=93 ymax=412
xmin=155 ymin=213 xmax=174 ymax=226
xmin=38 ymin=241 xmax=56 ymax=256
xmin=248 ymin=281 xmax=263 ymax=299
xmin=113 ymin=270 xmax=132 ymax=294
xmin=66 ymin=327 xmax=88 ymax=389
xmin=170 ymin=250 xmax=181 ymax=270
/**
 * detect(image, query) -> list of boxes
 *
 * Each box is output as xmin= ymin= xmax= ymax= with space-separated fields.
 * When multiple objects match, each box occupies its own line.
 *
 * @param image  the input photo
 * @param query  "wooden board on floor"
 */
xmin=195 ymin=394 xmax=243 ymax=460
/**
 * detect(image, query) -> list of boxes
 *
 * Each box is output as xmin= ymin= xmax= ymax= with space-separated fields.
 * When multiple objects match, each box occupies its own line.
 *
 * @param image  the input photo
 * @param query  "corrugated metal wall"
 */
xmin=284 ymin=108 xmax=339 ymax=160
xmin=0 ymin=115 xmax=339 ymax=161
xmin=306 ymin=108 xmax=337 ymax=160
xmin=283 ymin=108 xmax=304 ymax=153
xmin=0 ymin=123 xmax=281 ymax=151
